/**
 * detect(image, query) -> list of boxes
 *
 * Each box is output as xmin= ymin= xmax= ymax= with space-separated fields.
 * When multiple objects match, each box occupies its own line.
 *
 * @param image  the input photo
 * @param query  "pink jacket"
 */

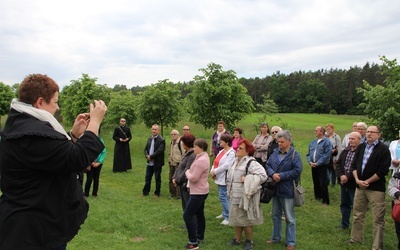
xmin=186 ymin=152 xmax=210 ymax=195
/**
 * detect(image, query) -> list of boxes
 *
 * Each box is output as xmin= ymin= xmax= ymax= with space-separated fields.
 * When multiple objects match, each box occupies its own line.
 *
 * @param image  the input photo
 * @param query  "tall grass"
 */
xmin=1 ymin=113 xmax=397 ymax=249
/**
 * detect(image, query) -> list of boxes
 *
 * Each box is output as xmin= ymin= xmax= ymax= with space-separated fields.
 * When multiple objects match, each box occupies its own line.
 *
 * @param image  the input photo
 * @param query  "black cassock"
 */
xmin=112 ymin=126 xmax=132 ymax=172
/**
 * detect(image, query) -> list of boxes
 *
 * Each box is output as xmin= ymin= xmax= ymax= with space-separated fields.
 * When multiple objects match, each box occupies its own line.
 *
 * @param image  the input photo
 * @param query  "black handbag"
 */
xmin=245 ymin=159 xmax=276 ymax=203
xmin=260 ymin=177 xmax=276 ymax=203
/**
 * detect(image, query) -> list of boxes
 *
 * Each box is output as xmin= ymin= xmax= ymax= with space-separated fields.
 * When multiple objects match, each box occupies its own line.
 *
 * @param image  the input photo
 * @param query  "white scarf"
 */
xmin=11 ymin=98 xmax=71 ymax=140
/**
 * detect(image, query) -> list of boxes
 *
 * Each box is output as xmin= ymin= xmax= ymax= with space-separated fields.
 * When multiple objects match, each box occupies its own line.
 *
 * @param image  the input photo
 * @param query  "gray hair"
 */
xmin=357 ymin=122 xmax=367 ymax=129
xmin=276 ymin=130 xmax=292 ymax=142
xmin=271 ymin=126 xmax=282 ymax=132
xmin=171 ymin=129 xmax=179 ymax=136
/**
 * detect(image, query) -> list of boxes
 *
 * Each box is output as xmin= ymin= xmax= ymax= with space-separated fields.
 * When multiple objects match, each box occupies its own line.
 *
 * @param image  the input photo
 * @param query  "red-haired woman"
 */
xmin=226 ymin=139 xmax=267 ymax=250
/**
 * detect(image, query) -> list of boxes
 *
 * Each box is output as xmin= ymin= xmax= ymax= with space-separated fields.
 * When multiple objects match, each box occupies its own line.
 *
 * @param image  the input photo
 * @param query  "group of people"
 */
xmin=0 ymin=73 xmax=397 ymax=250
xmin=307 ymin=121 xmax=399 ymax=250
xmin=166 ymin=121 xmax=301 ymax=250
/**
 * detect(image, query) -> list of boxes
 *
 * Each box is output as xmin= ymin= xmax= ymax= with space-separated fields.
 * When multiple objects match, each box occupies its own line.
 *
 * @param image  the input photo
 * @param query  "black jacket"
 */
xmin=144 ymin=134 xmax=166 ymax=167
xmin=0 ymin=109 xmax=104 ymax=249
xmin=350 ymin=141 xmax=391 ymax=192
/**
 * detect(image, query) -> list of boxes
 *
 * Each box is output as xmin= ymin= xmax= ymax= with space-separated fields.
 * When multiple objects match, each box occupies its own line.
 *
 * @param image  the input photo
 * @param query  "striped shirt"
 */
xmin=361 ymin=140 xmax=379 ymax=174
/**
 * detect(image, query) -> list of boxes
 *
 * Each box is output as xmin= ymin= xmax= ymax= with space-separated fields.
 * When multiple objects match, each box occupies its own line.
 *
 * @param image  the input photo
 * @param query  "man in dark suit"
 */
xmin=347 ymin=125 xmax=390 ymax=249
xmin=142 ymin=124 xmax=166 ymax=198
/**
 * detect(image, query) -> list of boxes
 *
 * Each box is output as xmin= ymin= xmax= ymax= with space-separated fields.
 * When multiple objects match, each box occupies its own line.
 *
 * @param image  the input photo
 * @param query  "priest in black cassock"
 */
xmin=112 ymin=118 xmax=132 ymax=172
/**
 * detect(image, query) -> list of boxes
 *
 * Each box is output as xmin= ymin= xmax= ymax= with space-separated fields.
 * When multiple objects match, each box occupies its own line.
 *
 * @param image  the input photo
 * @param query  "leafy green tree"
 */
xmin=257 ymin=93 xmax=279 ymax=115
xmin=267 ymin=73 xmax=292 ymax=113
xmin=358 ymin=56 xmax=400 ymax=140
xmin=0 ymin=82 xmax=16 ymax=128
xmin=60 ymin=74 xmax=111 ymax=125
xmin=11 ymin=83 xmax=19 ymax=97
xmin=293 ymin=79 xmax=328 ymax=113
xmin=137 ymin=79 xmax=182 ymax=136
xmin=105 ymin=90 xmax=137 ymax=126
xmin=112 ymin=84 xmax=128 ymax=92
xmin=187 ymin=63 xmax=254 ymax=130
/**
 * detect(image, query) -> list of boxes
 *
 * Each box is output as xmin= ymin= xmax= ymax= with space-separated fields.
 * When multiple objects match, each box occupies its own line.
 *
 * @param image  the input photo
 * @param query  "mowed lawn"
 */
xmin=1 ymin=113 xmax=397 ymax=249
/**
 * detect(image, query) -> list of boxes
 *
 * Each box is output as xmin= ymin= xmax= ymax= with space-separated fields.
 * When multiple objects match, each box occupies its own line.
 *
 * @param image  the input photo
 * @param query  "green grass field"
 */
xmin=1 ymin=113 xmax=397 ymax=249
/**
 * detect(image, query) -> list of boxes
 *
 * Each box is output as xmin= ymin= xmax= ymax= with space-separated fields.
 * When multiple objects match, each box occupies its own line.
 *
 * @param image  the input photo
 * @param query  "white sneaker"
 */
xmin=220 ymin=219 xmax=229 ymax=225
xmin=215 ymin=214 xmax=224 ymax=219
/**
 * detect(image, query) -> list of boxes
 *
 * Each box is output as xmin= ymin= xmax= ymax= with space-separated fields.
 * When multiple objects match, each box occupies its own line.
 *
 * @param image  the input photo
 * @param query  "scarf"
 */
xmin=10 ymin=98 xmax=71 ymax=140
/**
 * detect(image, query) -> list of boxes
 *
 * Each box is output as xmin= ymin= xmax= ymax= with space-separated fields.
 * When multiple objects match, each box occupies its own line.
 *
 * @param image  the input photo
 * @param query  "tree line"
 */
xmin=0 ymin=57 xmax=399 ymax=139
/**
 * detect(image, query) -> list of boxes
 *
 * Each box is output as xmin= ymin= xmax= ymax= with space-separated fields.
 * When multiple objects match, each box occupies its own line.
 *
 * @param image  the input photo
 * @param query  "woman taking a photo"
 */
xmin=183 ymin=139 xmax=210 ymax=250
xmin=210 ymin=134 xmax=236 ymax=225
xmin=227 ymin=138 xmax=267 ymax=250
xmin=0 ymin=74 xmax=106 ymax=249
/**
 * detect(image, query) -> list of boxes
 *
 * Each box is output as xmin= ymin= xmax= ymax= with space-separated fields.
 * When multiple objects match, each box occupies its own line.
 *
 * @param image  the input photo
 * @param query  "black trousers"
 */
xmin=142 ymin=165 xmax=162 ymax=196
xmin=84 ymin=164 xmax=102 ymax=196
xmin=311 ymin=164 xmax=330 ymax=205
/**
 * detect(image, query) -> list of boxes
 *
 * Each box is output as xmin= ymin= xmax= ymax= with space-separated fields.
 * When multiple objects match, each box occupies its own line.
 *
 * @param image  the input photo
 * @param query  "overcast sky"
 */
xmin=1 ymin=0 xmax=399 ymax=88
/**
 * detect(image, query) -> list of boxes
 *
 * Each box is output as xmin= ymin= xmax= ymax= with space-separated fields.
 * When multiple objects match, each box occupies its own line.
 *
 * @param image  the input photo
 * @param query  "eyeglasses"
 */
xmin=271 ymin=131 xmax=278 ymax=134
xmin=183 ymin=129 xmax=189 ymax=131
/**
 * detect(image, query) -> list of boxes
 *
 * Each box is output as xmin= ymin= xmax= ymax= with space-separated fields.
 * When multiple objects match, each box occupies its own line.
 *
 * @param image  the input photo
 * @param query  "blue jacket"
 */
xmin=306 ymin=137 xmax=332 ymax=166
xmin=266 ymin=146 xmax=303 ymax=198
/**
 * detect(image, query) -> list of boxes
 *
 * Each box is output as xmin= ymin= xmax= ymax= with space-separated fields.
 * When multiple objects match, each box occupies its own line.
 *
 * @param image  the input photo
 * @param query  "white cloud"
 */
xmin=1 ymin=0 xmax=399 ymax=87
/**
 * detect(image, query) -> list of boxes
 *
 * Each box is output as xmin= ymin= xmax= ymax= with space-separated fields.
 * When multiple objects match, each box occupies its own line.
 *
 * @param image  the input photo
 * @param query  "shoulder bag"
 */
xmin=293 ymin=179 xmax=305 ymax=207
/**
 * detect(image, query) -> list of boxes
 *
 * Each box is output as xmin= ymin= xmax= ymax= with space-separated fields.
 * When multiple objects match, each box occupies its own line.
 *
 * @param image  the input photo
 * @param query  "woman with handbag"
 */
xmin=265 ymin=130 xmax=302 ymax=250
xmin=226 ymin=139 xmax=267 ymax=250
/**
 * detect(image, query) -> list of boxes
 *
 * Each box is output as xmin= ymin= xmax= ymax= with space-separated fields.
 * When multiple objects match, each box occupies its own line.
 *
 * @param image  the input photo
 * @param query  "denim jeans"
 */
xmin=340 ymin=185 xmax=355 ymax=228
xmin=218 ymin=185 xmax=229 ymax=220
xmin=271 ymin=196 xmax=296 ymax=246
xmin=183 ymin=194 xmax=208 ymax=243
xmin=142 ymin=165 xmax=162 ymax=196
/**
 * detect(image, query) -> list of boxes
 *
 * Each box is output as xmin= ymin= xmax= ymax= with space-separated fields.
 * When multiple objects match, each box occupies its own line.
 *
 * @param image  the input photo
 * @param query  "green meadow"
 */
xmin=1 ymin=113 xmax=397 ymax=249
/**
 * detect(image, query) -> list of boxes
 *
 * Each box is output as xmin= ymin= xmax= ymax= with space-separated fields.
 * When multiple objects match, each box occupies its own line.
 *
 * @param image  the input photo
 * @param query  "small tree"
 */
xmin=358 ymin=56 xmax=400 ymax=140
xmin=105 ymin=91 xmax=137 ymax=126
xmin=187 ymin=63 xmax=255 ymax=130
xmin=60 ymin=74 xmax=111 ymax=124
xmin=137 ymin=79 xmax=182 ymax=136
xmin=0 ymin=82 xmax=16 ymax=128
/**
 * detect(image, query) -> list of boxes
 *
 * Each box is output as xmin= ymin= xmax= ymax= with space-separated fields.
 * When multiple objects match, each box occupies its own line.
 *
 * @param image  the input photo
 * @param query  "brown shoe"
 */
xmin=287 ymin=246 xmax=295 ymax=250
